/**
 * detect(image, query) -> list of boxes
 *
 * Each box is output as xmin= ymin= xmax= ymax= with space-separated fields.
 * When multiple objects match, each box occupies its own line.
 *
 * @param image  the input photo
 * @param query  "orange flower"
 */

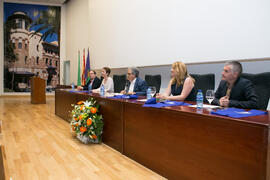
xmin=80 ymin=127 xmax=84 ymax=132
xmin=90 ymin=107 xmax=97 ymax=114
xmin=74 ymin=117 xmax=78 ymax=121
xmin=92 ymin=135 xmax=97 ymax=139
xmin=80 ymin=126 xmax=87 ymax=133
xmin=87 ymin=118 xmax=92 ymax=126
xmin=77 ymin=101 xmax=84 ymax=105
xmin=80 ymin=105 xmax=84 ymax=111
xmin=72 ymin=126 xmax=76 ymax=131
xmin=75 ymin=123 xmax=79 ymax=127
xmin=79 ymin=115 xmax=83 ymax=120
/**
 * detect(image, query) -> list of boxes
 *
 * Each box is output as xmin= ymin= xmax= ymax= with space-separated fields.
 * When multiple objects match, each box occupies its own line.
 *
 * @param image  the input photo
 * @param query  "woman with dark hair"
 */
xmin=77 ymin=70 xmax=101 ymax=90
xmin=92 ymin=67 xmax=114 ymax=93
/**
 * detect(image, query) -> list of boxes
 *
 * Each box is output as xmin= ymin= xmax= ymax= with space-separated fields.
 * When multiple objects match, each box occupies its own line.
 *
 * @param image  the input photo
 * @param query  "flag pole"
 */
xmin=77 ymin=50 xmax=81 ymax=86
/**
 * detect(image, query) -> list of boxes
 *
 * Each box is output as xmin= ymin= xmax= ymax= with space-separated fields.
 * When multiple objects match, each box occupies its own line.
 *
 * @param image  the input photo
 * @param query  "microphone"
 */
xmin=124 ymin=80 xmax=129 ymax=94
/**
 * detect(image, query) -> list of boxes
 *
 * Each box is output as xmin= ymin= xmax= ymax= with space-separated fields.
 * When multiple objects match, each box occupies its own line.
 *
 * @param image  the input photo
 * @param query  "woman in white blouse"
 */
xmin=92 ymin=67 xmax=114 ymax=93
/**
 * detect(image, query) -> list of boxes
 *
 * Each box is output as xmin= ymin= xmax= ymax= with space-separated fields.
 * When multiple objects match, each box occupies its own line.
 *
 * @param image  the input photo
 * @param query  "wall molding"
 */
xmin=96 ymin=57 xmax=270 ymax=70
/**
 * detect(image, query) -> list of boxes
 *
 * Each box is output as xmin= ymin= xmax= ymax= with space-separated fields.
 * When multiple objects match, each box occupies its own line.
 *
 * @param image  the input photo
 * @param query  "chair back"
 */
xmin=267 ymin=98 xmax=270 ymax=111
xmin=113 ymin=74 xmax=127 ymax=93
xmin=100 ymin=76 xmax=104 ymax=82
xmin=241 ymin=72 xmax=270 ymax=110
xmin=145 ymin=75 xmax=161 ymax=93
xmin=190 ymin=73 xmax=215 ymax=103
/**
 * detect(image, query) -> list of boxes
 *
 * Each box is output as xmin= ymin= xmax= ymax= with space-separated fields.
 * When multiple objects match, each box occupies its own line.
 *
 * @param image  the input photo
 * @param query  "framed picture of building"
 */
xmin=3 ymin=2 xmax=61 ymax=92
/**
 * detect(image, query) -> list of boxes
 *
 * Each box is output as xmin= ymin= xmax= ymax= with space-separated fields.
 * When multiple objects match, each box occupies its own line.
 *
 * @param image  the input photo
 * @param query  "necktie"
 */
xmin=226 ymin=85 xmax=232 ymax=98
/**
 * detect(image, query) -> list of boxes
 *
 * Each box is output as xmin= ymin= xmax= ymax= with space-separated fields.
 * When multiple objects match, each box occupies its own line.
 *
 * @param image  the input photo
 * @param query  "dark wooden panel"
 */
xmin=267 ymin=131 xmax=270 ymax=180
xmin=164 ymin=110 xmax=267 ymax=180
xmin=56 ymin=85 xmax=71 ymax=89
xmin=31 ymin=77 xmax=46 ymax=104
xmin=55 ymin=90 xmax=270 ymax=180
xmin=123 ymin=102 xmax=268 ymax=180
xmin=55 ymin=89 xmax=77 ymax=122
xmin=123 ymin=103 xmax=168 ymax=176
xmin=96 ymin=97 xmax=124 ymax=153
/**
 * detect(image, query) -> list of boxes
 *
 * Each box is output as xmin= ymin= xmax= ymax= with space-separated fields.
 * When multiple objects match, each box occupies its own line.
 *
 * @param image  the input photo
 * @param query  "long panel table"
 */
xmin=55 ymin=89 xmax=270 ymax=180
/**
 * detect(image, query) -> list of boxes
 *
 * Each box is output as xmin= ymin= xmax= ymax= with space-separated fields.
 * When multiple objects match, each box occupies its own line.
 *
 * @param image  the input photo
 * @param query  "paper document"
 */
xmin=137 ymin=99 xmax=148 ymax=102
xmin=189 ymin=104 xmax=220 ymax=109
xmin=105 ymin=93 xmax=122 ymax=97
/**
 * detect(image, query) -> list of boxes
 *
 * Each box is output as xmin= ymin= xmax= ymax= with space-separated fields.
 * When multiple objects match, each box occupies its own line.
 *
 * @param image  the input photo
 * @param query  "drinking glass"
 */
xmin=149 ymin=86 xmax=156 ymax=98
xmin=206 ymin=90 xmax=215 ymax=104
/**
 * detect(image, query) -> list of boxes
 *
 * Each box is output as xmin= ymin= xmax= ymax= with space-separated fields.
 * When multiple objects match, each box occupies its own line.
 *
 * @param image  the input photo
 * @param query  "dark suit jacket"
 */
xmin=212 ymin=77 xmax=258 ymax=109
xmin=127 ymin=77 xmax=148 ymax=96
xmin=83 ymin=77 xmax=102 ymax=90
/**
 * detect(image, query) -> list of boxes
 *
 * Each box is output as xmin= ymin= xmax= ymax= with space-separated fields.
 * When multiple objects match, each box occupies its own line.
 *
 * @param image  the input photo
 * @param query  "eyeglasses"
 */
xmin=223 ymin=69 xmax=231 ymax=73
xmin=127 ymin=73 xmax=132 ymax=75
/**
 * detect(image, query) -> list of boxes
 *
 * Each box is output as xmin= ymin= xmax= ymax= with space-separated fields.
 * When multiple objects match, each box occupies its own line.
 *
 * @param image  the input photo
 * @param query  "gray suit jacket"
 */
xmin=127 ymin=77 xmax=148 ymax=96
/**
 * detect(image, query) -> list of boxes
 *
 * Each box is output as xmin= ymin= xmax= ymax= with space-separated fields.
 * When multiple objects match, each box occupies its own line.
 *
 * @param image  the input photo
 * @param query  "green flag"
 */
xmin=77 ymin=50 xmax=81 ymax=86
xmin=86 ymin=77 xmax=91 ymax=84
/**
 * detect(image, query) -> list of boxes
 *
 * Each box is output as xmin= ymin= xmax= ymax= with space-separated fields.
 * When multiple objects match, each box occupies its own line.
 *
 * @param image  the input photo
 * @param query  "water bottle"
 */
xmin=71 ymin=82 xmax=75 ymax=90
xmin=146 ymin=87 xmax=151 ymax=100
xmin=196 ymin=89 xmax=203 ymax=109
xmin=100 ymin=84 xmax=105 ymax=96
xmin=88 ymin=83 xmax=92 ymax=94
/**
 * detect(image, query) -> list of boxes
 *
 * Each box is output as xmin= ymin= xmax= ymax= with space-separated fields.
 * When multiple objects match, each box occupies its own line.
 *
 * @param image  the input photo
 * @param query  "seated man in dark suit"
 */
xmin=77 ymin=70 xmax=101 ymax=90
xmin=120 ymin=67 xmax=148 ymax=96
xmin=212 ymin=61 xmax=258 ymax=109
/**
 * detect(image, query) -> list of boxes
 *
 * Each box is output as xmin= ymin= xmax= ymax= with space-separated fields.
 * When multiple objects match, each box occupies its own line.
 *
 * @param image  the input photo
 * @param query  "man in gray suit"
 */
xmin=121 ymin=67 xmax=148 ymax=96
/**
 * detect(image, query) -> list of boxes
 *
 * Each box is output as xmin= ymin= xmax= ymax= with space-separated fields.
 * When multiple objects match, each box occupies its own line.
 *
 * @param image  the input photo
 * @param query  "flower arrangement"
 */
xmin=70 ymin=98 xmax=103 ymax=144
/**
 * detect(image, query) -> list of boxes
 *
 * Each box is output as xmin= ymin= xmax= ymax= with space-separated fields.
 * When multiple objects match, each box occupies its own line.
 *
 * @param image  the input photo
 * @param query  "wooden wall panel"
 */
xmin=55 ymin=90 xmax=270 ymax=180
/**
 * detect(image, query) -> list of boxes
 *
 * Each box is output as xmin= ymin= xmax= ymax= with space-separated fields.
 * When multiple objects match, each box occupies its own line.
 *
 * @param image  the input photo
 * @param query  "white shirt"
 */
xmin=100 ymin=77 xmax=114 ymax=93
xmin=128 ymin=78 xmax=137 ymax=93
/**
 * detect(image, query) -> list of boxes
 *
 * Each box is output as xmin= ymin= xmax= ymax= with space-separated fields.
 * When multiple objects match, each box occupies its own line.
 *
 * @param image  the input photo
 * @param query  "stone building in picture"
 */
xmin=4 ymin=11 xmax=60 ymax=92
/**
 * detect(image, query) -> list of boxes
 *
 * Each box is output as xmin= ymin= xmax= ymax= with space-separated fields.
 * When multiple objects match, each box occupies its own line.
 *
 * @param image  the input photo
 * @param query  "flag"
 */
xmin=77 ymin=50 xmax=81 ymax=86
xmin=85 ymin=48 xmax=91 ymax=83
xmin=81 ymin=48 xmax=86 ymax=86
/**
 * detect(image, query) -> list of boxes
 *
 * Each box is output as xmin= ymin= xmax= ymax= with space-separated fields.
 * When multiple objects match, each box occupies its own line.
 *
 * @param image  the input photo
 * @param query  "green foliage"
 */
xmin=30 ymin=6 xmax=61 ymax=43
xmin=4 ymin=18 xmax=17 ymax=62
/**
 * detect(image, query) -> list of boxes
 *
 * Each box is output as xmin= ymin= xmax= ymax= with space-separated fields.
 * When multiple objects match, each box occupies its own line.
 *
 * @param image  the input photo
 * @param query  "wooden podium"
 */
xmin=31 ymin=76 xmax=46 ymax=104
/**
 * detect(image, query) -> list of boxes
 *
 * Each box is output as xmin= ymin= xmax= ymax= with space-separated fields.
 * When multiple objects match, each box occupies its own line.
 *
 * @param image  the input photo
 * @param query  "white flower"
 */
xmin=84 ymin=101 xmax=92 ymax=107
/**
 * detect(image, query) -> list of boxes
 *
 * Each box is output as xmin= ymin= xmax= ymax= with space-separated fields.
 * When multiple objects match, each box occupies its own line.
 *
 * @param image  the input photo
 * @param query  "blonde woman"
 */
xmin=156 ymin=61 xmax=196 ymax=101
